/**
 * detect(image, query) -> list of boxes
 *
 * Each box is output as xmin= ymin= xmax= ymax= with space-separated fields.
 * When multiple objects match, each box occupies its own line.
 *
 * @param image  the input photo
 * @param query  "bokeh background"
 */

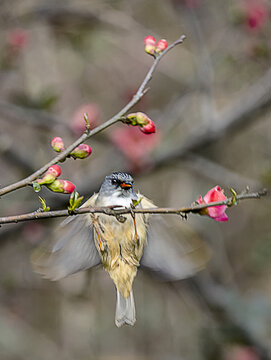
xmin=0 ymin=0 xmax=271 ymax=359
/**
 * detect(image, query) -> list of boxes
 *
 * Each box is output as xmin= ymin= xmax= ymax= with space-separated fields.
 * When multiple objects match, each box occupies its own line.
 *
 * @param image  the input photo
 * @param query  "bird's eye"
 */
xmin=111 ymin=179 xmax=118 ymax=185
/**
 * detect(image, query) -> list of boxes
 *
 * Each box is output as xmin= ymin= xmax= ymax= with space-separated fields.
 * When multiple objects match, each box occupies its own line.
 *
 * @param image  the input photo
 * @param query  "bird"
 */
xmin=32 ymin=171 xmax=210 ymax=327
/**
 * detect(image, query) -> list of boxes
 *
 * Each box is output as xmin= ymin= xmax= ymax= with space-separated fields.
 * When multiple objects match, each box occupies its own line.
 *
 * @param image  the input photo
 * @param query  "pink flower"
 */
xmin=244 ymin=0 xmax=268 ymax=31
xmin=6 ymin=28 xmax=28 ymax=49
xmin=126 ymin=112 xmax=156 ymax=134
xmin=47 ymin=165 xmax=62 ymax=178
xmin=110 ymin=126 xmax=160 ymax=168
xmin=70 ymin=144 xmax=92 ymax=159
xmin=155 ymin=39 xmax=168 ymax=53
xmin=196 ymin=186 xmax=228 ymax=222
xmin=144 ymin=36 xmax=156 ymax=55
xmin=37 ymin=165 xmax=62 ymax=185
xmin=47 ymin=179 xmax=75 ymax=194
xmin=139 ymin=118 xmax=155 ymax=134
xmin=71 ymin=103 xmax=100 ymax=135
xmin=51 ymin=137 xmax=65 ymax=152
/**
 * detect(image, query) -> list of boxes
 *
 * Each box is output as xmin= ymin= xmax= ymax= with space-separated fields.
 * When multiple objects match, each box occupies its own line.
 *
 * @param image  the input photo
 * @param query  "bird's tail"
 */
xmin=115 ymin=289 xmax=136 ymax=327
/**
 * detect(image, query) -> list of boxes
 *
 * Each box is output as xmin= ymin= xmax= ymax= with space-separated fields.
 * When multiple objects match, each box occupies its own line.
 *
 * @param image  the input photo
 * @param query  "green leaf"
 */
xmin=132 ymin=197 xmax=143 ymax=207
xmin=38 ymin=196 xmax=50 ymax=212
xmin=33 ymin=182 xmax=41 ymax=192
xmin=68 ymin=192 xmax=84 ymax=212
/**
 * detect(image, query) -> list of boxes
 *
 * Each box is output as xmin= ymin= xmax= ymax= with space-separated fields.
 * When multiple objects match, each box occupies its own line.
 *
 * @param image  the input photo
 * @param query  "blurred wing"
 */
xmin=140 ymin=197 xmax=211 ymax=280
xmin=31 ymin=194 xmax=101 ymax=280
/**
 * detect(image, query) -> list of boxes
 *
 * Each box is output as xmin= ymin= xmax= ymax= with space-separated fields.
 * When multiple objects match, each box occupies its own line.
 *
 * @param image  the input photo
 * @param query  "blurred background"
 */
xmin=0 ymin=0 xmax=271 ymax=359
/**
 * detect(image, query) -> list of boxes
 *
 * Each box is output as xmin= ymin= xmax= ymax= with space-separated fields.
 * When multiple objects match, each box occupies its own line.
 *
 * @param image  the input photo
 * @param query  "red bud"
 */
xmin=51 ymin=137 xmax=65 ymax=152
xmin=155 ymin=39 xmax=168 ymax=54
xmin=47 ymin=165 xmax=62 ymax=177
xmin=46 ymin=179 xmax=75 ymax=194
xmin=70 ymin=144 xmax=92 ymax=159
xmin=144 ymin=36 xmax=156 ymax=55
xmin=139 ymin=118 xmax=156 ymax=134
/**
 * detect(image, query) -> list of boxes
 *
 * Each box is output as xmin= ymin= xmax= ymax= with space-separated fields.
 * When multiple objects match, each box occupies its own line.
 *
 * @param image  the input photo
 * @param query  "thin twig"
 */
xmin=0 ymin=35 xmax=185 ymax=197
xmin=0 ymin=189 xmax=266 ymax=225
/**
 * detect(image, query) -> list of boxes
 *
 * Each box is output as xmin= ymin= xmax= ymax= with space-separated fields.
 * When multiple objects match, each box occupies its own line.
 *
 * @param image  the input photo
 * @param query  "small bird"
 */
xmin=32 ymin=172 xmax=209 ymax=327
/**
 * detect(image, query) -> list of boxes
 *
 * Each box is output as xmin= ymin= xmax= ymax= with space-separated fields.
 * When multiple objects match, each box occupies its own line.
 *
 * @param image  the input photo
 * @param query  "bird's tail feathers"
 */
xmin=115 ymin=289 xmax=136 ymax=327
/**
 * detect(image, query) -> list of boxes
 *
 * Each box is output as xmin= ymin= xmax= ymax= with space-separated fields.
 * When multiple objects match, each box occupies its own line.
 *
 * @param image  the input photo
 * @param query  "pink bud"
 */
xmin=46 ymin=179 xmax=75 ymax=194
xmin=144 ymin=36 xmax=156 ymax=55
xmin=139 ymin=118 xmax=156 ymax=134
xmin=155 ymin=39 xmax=168 ymax=54
xmin=196 ymin=186 xmax=228 ymax=222
xmin=7 ymin=28 xmax=28 ymax=49
xmin=51 ymin=137 xmax=65 ymax=152
xmin=70 ymin=144 xmax=92 ymax=159
xmin=37 ymin=165 xmax=62 ymax=185
xmin=47 ymin=165 xmax=62 ymax=177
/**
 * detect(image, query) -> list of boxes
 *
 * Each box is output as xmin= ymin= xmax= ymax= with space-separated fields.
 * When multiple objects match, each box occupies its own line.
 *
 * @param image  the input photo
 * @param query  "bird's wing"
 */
xmin=31 ymin=193 xmax=101 ymax=280
xmin=140 ymin=196 xmax=211 ymax=281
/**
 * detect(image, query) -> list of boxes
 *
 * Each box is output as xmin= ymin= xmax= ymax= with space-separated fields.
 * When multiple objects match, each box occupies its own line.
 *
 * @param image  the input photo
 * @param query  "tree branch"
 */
xmin=0 ymin=189 xmax=266 ymax=225
xmin=0 ymin=35 xmax=186 ymax=197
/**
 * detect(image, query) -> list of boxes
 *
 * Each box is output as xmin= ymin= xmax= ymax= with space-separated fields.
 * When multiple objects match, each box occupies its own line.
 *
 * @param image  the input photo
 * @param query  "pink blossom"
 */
xmin=110 ymin=126 xmax=159 ymax=168
xmin=197 ymin=186 xmax=228 ymax=222
xmin=244 ymin=0 xmax=268 ymax=31
xmin=47 ymin=179 xmax=75 ymax=194
xmin=47 ymin=165 xmax=62 ymax=178
xmin=70 ymin=144 xmax=92 ymax=159
xmin=139 ymin=118 xmax=156 ymax=134
xmin=37 ymin=165 xmax=62 ymax=185
xmin=155 ymin=39 xmax=168 ymax=53
xmin=51 ymin=137 xmax=65 ymax=152
xmin=224 ymin=345 xmax=260 ymax=360
xmin=6 ymin=28 xmax=28 ymax=49
xmin=71 ymin=103 xmax=100 ymax=135
xmin=144 ymin=36 xmax=156 ymax=55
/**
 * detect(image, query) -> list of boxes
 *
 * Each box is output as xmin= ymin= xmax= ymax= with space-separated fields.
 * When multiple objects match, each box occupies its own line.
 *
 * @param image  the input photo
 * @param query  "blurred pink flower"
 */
xmin=51 ymin=137 xmax=65 ymax=152
xmin=244 ymin=0 xmax=268 ymax=31
xmin=110 ymin=126 xmax=160 ymax=168
xmin=71 ymin=103 xmax=100 ymax=135
xmin=196 ymin=185 xmax=228 ymax=222
xmin=47 ymin=179 xmax=75 ymax=194
xmin=224 ymin=345 xmax=260 ymax=360
xmin=6 ymin=28 xmax=29 ymax=49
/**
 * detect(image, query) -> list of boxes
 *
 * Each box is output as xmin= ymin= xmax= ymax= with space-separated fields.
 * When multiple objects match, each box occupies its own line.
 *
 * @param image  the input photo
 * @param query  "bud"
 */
xmin=139 ymin=118 xmax=156 ymax=134
xmin=126 ymin=112 xmax=156 ymax=134
xmin=196 ymin=186 xmax=228 ymax=222
xmin=37 ymin=165 xmax=62 ymax=185
xmin=51 ymin=137 xmax=65 ymax=152
xmin=155 ymin=39 xmax=168 ymax=54
xmin=144 ymin=36 xmax=156 ymax=55
xmin=47 ymin=165 xmax=62 ymax=177
xmin=70 ymin=144 xmax=92 ymax=159
xmin=46 ymin=179 xmax=75 ymax=194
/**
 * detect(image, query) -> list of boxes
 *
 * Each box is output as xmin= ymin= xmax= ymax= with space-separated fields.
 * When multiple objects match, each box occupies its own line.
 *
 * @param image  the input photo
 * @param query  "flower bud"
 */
xmin=51 ymin=137 xmax=65 ymax=152
xmin=196 ymin=186 xmax=228 ymax=222
xmin=47 ymin=165 xmax=62 ymax=177
xmin=70 ymin=144 xmax=92 ymax=159
xmin=46 ymin=179 xmax=75 ymax=194
xmin=126 ymin=112 xmax=156 ymax=134
xmin=144 ymin=36 xmax=156 ymax=55
xmin=155 ymin=39 xmax=168 ymax=54
xmin=139 ymin=118 xmax=156 ymax=134
xmin=37 ymin=165 xmax=62 ymax=185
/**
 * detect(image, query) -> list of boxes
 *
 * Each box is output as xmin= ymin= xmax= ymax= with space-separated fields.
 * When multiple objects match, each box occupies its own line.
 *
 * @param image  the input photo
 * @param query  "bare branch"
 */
xmin=0 ymin=189 xmax=266 ymax=225
xmin=0 ymin=35 xmax=186 ymax=197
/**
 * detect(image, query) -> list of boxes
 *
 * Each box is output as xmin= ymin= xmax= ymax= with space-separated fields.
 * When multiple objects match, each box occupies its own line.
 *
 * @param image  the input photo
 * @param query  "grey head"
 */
xmin=97 ymin=172 xmax=138 ymax=204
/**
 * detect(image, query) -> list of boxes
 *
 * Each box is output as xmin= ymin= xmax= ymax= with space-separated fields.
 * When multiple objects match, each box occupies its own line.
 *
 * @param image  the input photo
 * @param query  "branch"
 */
xmin=0 ymin=189 xmax=266 ymax=225
xmin=0 ymin=35 xmax=186 ymax=197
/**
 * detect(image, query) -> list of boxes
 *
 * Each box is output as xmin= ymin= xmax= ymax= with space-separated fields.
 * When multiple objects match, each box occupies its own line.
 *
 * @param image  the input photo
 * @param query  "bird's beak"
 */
xmin=120 ymin=182 xmax=133 ymax=189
